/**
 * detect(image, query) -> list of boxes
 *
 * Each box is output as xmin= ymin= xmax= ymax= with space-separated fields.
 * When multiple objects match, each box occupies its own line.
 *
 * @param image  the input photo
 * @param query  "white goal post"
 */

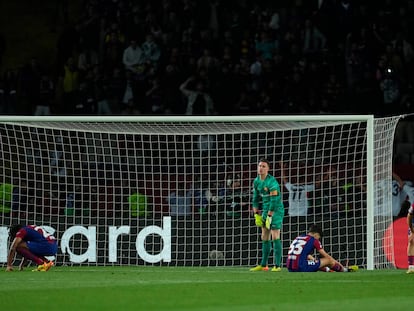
xmin=0 ymin=115 xmax=403 ymax=270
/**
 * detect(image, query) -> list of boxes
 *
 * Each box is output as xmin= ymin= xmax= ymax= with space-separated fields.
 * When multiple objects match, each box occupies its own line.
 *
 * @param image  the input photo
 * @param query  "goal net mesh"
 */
xmin=0 ymin=116 xmax=402 ymax=269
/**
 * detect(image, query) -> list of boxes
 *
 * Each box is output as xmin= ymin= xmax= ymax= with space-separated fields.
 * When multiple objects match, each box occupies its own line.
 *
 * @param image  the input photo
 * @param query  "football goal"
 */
xmin=0 ymin=115 xmax=403 ymax=270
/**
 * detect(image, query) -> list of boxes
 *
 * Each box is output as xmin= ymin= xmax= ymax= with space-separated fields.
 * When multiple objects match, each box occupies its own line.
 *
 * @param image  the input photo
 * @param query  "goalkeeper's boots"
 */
xmin=347 ymin=265 xmax=359 ymax=272
xmin=250 ymin=265 xmax=266 ymax=272
xmin=33 ymin=261 xmax=54 ymax=272
xmin=271 ymin=266 xmax=282 ymax=272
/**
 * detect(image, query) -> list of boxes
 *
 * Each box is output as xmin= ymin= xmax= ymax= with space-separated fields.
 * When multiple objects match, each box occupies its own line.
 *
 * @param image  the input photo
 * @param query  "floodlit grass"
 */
xmin=0 ymin=266 xmax=411 ymax=311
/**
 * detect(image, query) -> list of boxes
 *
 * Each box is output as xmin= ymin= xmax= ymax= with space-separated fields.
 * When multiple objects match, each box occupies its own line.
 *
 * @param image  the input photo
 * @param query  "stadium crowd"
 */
xmin=1 ymin=0 xmax=414 ymax=116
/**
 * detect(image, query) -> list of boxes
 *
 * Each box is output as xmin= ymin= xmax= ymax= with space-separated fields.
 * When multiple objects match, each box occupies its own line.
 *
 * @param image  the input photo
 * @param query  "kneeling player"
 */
xmin=6 ymin=224 xmax=57 ymax=272
xmin=286 ymin=224 xmax=358 ymax=272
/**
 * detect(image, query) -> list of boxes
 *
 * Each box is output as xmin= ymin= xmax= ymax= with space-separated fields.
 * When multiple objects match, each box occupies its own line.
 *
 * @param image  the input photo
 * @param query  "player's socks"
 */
xmin=260 ymin=240 xmax=271 ymax=267
xmin=16 ymin=247 xmax=43 ymax=265
xmin=331 ymin=262 xmax=344 ymax=272
xmin=272 ymin=239 xmax=282 ymax=268
xmin=39 ymin=256 xmax=50 ymax=262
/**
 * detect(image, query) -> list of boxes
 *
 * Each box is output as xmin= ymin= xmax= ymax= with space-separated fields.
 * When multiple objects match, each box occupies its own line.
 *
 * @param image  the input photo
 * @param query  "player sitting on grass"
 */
xmin=6 ymin=224 xmax=57 ymax=272
xmin=286 ymin=224 xmax=358 ymax=272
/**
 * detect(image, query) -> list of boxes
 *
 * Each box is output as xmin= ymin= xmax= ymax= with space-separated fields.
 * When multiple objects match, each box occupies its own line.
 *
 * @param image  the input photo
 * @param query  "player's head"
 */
xmin=398 ymin=200 xmax=411 ymax=218
xmin=258 ymin=158 xmax=270 ymax=175
xmin=308 ymin=224 xmax=323 ymax=239
xmin=9 ymin=224 xmax=23 ymax=238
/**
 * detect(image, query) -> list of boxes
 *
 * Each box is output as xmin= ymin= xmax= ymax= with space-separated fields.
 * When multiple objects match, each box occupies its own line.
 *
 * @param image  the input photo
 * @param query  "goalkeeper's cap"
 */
xmin=308 ymin=224 xmax=323 ymax=238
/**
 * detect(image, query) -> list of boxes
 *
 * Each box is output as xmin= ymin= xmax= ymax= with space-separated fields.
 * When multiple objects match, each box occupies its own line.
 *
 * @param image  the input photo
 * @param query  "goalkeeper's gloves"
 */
xmin=265 ymin=214 xmax=273 ymax=230
xmin=254 ymin=213 xmax=263 ymax=227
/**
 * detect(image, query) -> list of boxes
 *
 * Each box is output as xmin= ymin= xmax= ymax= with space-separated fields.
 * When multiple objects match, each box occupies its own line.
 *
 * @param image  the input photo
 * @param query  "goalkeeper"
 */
xmin=250 ymin=158 xmax=284 ymax=272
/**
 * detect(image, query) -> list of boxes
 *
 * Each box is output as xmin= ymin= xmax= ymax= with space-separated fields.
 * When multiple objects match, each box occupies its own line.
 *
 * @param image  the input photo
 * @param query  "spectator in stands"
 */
xmin=0 ymin=182 xmax=14 ymax=214
xmin=162 ymin=63 xmax=184 ymax=114
xmin=197 ymin=48 xmax=218 ymax=73
xmin=188 ymin=176 xmax=210 ymax=216
xmin=59 ymin=57 xmax=80 ymax=114
xmin=104 ymin=66 xmax=124 ymax=114
xmin=89 ymin=64 xmax=112 ymax=115
xmin=0 ymin=69 xmax=18 ymax=114
xmin=20 ymin=58 xmax=42 ymax=115
xmin=34 ymin=73 xmax=54 ymax=116
xmin=0 ymin=32 xmax=5 ymax=70
xmin=3 ymin=0 xmax=414 ymax=119
xmin=319 ymin=166 xmax=348 ymax=217
xmin=144 ymin=75 xmax=163 ymax=114
xmin=179 ymin=76 xmax=215 ymax=115
xmin=218 ymin=174 xmax=249 ymax=219
xmin=77 ymin=44 xmax=99 ymax=77
xmin=379 ymin=67 xmax=401 ymax=116
xmin=300 ymin=18 xmax=327 ymax=56
xmin=141 ymin=33 xmax=161 ymax=66
xmin=128 ymin=191 xmax=149 ymax=217
xmin=392 ymin=172 xmax=408 ymax=217
xmin=11 ymin=181 xmax=28 ymax=217
xmin=122 ymin=39 xmax=144 ymax=74
xmin=280 ymin=160 xmax=317 ymax=217
xmin=255 ymin=31 xmax=278 ymax=61
xmin=167 ymin=183 xmax=192 ymax=216
xmin=103 ymin=26 xmax=126 ymax=72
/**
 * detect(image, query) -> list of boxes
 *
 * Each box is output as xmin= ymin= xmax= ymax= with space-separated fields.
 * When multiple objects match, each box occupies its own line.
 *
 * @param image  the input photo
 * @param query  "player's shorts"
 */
xmin=288 ymin=260 xmax=321 ymax=272
xmin=263 ymin=209 xmax=284 ymax=230
xmin=27 ymin=240 xmax=58 ymax=256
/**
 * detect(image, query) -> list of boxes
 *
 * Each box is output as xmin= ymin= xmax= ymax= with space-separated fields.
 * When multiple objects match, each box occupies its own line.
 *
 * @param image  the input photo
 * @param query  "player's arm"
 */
xmin=267 ymin=189 xmax=279 ymax=216
xmin=317 ymin=247 xmax=334 ymax=260
xmin=407 ymin=212 xmax=414 ymax=234
xmin=392 ymin=172 xmax=404 ymax=189
xmin=6 ymin=236 xmax=22 ymax=271
xmin=251 ymin=181 xmax=260 ymax=213
xmin=279 ymin=161 xmax=288 ymax=184
xmin=265 ymin=187 xmax=281 ymax=229
xmin=251 ymin=181 xmax=264 ymax=226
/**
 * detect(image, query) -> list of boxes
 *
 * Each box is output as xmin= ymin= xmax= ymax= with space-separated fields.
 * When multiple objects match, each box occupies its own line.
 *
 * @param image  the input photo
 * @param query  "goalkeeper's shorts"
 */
xmin=263 ymin=210 xmax=284 ymax=230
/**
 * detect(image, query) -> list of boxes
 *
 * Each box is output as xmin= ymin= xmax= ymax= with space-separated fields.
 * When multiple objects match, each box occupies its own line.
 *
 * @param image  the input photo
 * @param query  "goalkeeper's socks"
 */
xmin=272 ymin=239 xmax=282 ymax=267
xmin=260 ymin=240 xmax=271 ymax=266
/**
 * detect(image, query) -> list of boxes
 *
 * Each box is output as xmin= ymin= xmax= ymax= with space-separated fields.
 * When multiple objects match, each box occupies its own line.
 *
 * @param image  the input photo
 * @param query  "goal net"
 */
xmin=0 ymin=115 xmax=402 ymax=269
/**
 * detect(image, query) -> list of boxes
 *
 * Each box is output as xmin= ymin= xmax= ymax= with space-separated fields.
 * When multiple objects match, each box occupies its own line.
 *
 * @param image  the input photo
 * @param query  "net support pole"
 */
xmin=366 ymin=115 xmax=375 ymax=271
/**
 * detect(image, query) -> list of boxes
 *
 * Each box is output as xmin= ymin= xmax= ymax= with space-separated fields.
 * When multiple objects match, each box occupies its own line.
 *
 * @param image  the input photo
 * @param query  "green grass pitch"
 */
xmin=0 ymin=266 xmax=411 ymax=311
